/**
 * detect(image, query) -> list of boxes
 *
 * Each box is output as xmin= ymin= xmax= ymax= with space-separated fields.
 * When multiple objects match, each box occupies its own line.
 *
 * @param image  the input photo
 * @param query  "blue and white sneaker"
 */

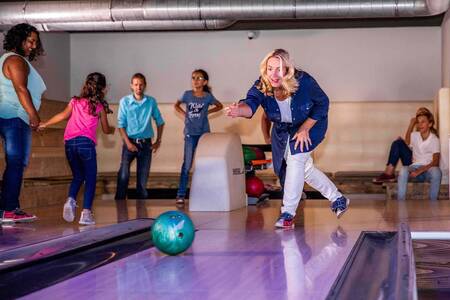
xmin=275 ymin=212 xmax=295 ymax=229
xmin=331 ymin=196 xmax=350 ymax=219
xmin=63 ymin=197 xmax=77 ymax=222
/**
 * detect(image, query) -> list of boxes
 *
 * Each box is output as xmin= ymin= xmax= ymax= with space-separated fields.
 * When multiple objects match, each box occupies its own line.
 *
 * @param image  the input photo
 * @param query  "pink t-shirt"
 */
xmin=64 ymin=98 xmax=103 ymax=144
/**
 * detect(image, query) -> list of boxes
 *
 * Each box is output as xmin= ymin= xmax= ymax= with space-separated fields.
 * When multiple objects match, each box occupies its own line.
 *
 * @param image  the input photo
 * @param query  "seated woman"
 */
xmin=373 ymin=107 xmax=441 ymax=200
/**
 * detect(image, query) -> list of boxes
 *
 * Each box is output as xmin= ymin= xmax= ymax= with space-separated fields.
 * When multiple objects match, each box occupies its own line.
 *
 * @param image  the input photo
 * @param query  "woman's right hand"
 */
xmin=292 ymin=128 xmax=312 ymax=152
xmin=410 ymin=117 xmax=417 ymax=126
xmin=224 ymin=103 xmax=241 ymax=118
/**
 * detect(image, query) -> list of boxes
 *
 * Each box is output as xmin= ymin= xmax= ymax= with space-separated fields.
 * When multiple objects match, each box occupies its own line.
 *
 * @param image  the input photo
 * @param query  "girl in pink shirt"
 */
xmin=39 ymin=72 xmax=115 ymax=225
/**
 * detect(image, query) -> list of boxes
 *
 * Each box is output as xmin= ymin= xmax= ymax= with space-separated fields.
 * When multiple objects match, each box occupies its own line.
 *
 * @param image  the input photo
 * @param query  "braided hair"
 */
xmin=75 ymin=72 xmax=112 ymax=116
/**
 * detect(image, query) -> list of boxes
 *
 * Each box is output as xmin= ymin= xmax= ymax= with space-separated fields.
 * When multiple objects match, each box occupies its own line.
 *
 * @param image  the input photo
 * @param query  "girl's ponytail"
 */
xmin=77 ymin=72 xmax=112 ymax=116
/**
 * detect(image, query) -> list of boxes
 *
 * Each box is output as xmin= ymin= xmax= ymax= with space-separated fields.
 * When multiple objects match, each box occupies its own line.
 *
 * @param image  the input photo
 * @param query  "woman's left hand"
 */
xmin=292 ymin=128 xmax=312 ymax=152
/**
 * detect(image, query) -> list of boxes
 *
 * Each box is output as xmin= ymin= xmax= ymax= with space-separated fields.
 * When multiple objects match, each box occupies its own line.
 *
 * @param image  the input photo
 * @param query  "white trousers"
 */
xmin=282 ymin=147 xmax=342 ymax=216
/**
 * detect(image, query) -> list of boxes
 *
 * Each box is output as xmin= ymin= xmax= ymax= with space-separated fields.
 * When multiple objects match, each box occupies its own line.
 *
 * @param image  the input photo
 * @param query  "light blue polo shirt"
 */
xmin=117 ymin=94 xmax=165 ymax=139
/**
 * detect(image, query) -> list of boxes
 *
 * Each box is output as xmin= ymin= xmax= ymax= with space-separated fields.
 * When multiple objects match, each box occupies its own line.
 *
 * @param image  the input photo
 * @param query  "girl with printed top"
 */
xmin=39 ymin=72 xmax=115 ymax=225
xmin=174 ymin=69 xmax=223 ymax=205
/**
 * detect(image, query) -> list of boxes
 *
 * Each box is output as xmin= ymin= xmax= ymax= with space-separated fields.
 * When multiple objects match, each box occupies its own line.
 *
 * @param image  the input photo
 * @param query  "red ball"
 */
xmin=246 ymin=176 xmax=265 ymax=197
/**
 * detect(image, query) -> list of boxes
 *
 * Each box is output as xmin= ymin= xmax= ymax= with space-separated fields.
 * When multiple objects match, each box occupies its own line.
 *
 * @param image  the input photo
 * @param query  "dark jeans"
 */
xmin=177 ymin=134 xmax=202 ymax=198
xmin=65 ymin=136 xmax=97 ymax=210
xmin=0 ymin=117 xmax=31 ymax=211
xmin=115 ymin=139 xmax=152 ymax=200
xmin=387 ymin=138 xmax=412 ymax=167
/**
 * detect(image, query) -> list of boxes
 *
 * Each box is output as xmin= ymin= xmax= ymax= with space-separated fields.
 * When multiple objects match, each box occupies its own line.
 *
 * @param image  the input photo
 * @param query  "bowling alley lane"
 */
xmin=7 ymin=197 xmax=450 ymax=300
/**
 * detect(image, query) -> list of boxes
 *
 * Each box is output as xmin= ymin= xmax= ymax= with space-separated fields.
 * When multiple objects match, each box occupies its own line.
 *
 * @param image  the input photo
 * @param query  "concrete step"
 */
xmin=19 ymin=178 xmax=104 ymax=209
xmin=32 ymin=128 xmax=65 ymax=147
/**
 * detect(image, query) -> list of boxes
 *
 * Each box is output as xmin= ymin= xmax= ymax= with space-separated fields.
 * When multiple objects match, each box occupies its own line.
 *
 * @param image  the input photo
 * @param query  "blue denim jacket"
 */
xmin=242 ymin=71 xmax=329 ymax=177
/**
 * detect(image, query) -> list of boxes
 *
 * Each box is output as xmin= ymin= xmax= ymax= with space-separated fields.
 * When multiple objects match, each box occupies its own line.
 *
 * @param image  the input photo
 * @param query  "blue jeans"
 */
xmin=177 ymin=135 xmax=202 ymax=198
xmin=397 ymin=165 xmax=442 ymax=201
xmin=65 ymin=136 xmax=97 ymax=209
xmin=115 ymin=140 xmax=152 ymax=200
xmin=0 ymin=118 xmax=31 ymax=211
xmin=387 ymin=138 xmax=412 ymax=167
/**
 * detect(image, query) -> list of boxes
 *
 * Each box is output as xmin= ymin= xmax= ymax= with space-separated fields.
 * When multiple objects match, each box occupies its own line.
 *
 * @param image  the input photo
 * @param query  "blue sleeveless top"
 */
xmin=0 ymin=52 xmax=46 ymax=124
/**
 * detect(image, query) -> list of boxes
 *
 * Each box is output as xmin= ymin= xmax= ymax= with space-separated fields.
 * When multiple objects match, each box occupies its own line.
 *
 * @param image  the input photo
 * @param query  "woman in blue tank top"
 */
xmin=0 ymin=23 xmax=46 ymax=223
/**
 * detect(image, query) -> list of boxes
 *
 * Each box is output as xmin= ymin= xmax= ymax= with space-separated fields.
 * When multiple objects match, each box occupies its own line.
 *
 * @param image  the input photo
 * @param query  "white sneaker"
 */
xmin=63 ymin=197 xmax=77 ymax=222
xmin=79 ymin=210 xmax=95 ymax=226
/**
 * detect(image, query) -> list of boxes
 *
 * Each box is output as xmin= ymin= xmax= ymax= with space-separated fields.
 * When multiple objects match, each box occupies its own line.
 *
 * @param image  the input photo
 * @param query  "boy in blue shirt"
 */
xmin=115 ymin=73 xmax=165 ymax=200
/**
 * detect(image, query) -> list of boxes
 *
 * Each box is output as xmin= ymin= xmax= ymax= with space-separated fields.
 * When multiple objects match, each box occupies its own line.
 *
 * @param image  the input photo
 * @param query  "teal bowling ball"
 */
xmin=151 ymin=211 xmax=195 ymax=255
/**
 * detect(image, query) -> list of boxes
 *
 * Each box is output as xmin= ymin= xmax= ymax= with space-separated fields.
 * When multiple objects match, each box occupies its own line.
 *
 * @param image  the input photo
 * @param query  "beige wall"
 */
xmin=0 ymin=25 xmax=442 ymax=176
xmin=444 ymin=10 xmax=450 ymax=88
xmin=441 ymin=11 xmax=450 ymax=184
xmin=314 ymin=101 xmax=432 ymax=172
xmin=71 ymin=27 xmax=441 ymax=104
xmin=436 ymin=88 xmax=450 ymax=184
xmin=97 ymin=101 xmax=432 ymax=174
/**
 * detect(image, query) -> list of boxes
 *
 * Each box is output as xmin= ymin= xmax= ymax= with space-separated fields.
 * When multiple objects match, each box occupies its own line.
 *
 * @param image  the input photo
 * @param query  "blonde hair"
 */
xmin=416 ymin=107 xmax=438 ymax=137
xmin=257 ymin=49 xmax=299 ymax=97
